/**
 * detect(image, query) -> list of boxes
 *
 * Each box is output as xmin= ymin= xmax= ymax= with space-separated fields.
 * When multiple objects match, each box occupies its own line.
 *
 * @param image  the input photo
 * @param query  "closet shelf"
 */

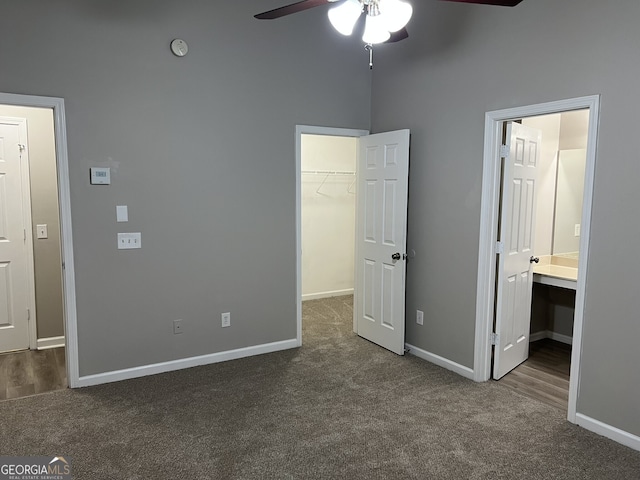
xmin=301 ymin=170 xmax=355 ymax=175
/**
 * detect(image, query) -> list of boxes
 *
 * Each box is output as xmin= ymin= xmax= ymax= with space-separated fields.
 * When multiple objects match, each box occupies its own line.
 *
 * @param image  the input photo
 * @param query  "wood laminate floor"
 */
xmin=0 ymin=348 xmax=67 ymax=401
xmin=498 ymin=339 xmax=571 ymax=410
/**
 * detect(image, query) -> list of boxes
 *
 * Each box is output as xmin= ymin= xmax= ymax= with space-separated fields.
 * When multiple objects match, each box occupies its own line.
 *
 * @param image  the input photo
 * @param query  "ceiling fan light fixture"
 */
xmin=378 ymin=0 xmax=413 ymax=33
xmin=362 ymin=12 xmax=391 ymax=44
xmin=328 ymin=0 xmax=363 ymax=36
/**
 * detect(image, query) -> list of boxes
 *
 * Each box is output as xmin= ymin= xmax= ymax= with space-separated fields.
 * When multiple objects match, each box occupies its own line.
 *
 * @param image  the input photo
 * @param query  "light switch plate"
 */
xmin=117 ymin=232 xmax=141 ymax=249
xmin=90 ymin=167 xmax=111 ymax=185
xmin=116 ymin=205 xmax=128 ymax=222
xmin=36 ymin=224 xmax=48 ymax=239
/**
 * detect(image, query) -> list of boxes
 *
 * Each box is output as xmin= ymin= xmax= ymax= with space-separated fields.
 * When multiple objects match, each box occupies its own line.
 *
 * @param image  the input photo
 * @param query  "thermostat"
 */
xmin=90 ymin=167 xmax=111 ymax=185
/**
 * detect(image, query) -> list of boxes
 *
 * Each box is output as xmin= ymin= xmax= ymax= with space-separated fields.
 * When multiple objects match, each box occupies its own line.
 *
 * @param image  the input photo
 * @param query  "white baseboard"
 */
xmin=302 ymin=288 xmax=354 ymax=301
xmin=37 ymin=336 xmax=65 ymax=350
xmin=576 ymin=413 xmax=640 ymax=452
xmin=76 ymin=338 xmax=298 ymax=388
xmin=530 ymin=330 xmax=573 ymax=345
xmin=405 ymin=343 xmax=475 ymax=380
xmin=547 ymin=331 xmax=573 ymax=345
xmin=529 ymin=331 xmax=546 ymax=342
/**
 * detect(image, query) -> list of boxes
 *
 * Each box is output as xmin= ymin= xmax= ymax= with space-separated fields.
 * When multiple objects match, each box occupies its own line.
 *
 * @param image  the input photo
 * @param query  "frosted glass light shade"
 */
xmin=379 ymin=0 xmax=413 ymax=33
xmin=362 ymin=13 xmax=391 ymax=44
xmin=328 ymin=0 xmax=363 ymax=36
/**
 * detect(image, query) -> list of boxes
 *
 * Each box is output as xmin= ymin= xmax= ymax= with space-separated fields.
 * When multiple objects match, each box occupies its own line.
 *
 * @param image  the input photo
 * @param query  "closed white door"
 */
xmin=493 ymin=122 xmax=541 ymax=379
xmin=0 ymin=118 xmax=34 ymax=353
xmin=354 ymin=130 xmax=410 ymax=355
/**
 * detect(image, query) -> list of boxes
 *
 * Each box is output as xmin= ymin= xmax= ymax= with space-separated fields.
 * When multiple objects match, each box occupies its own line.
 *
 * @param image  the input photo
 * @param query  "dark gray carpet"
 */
xmin=1 ymin=295 xmax=639 ymax=479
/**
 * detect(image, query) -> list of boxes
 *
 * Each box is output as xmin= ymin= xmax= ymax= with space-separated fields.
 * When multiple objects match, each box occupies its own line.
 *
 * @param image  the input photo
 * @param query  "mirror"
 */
xmin=552 ymin=148 xmax=586 ymax=257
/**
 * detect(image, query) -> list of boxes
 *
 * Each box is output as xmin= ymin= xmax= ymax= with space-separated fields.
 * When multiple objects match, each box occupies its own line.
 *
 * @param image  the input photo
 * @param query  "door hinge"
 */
xmin=500 ymin=144 xmax=509 ymax=158
xmin=24 ymin=229 xmax=27 ymax=242
xmin=491 ymin=332 xmax=499 ymax=345
xmin=495 ymin=241 xmax=504 ymax=255
xmin=18 ymin=144 xmax=26 ymax=153
xmin=27 ymin=308 xmax=31 ymax=321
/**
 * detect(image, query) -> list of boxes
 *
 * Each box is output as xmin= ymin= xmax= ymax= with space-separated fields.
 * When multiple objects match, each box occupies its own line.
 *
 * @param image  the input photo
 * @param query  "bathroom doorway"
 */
xmin=496 ymin=110 xmax=589 ymax=409
xmin=501 ymin=111 xmax=590 ymax=408
xmin=474 ymin=96 xmax=600 ymax=423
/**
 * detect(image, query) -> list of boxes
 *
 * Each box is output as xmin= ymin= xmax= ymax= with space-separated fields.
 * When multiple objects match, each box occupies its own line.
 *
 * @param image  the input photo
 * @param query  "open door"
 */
xmin=493 ymin=123 xmax=541 ymax=379
xmin=354 ymin=130 xmax=410 ymax=355
xmin=0 ymin=118 xmax=34 ymax=352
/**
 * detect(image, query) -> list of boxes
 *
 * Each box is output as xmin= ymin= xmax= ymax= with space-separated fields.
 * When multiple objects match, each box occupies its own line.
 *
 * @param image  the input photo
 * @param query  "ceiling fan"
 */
xmin=255 ymin=0 xmax=523 ymax=67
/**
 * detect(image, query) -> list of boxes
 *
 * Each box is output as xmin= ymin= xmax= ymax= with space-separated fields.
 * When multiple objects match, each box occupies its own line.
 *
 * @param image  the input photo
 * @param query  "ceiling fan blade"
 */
xmin=386 ymin=27 xmax=409 ymax=43
xmin=255 ymin=0 xmax=336 ymax=20
xmin=439 ymin=0 xmax=523 ymax=6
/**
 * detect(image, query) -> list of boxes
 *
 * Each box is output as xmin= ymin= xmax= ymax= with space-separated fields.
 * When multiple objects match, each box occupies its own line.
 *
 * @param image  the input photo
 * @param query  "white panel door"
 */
xmin=493 ymin=123 xmax=541 ymax=380
xmin=355 ymin=130 xmax=410 ymax=355
xmin=0 ymin=119 xmax=33 ymax=353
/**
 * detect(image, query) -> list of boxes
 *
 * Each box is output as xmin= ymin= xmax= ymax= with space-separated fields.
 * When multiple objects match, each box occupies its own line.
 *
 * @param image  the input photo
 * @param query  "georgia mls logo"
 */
xmin=0 ymin=456 xmax=72 ymax=479
xmin=48 ymin=457 xmax=70 ymax=473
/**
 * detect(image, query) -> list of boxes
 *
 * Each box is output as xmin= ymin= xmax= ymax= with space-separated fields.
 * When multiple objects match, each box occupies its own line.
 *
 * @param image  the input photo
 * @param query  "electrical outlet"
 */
xmin=416 ymin=310 xmax=424 ymax=326
xmin=574 ymin=224 xmax=581 ymax=237
xmin=221 ymin=312 xmax=231 ymax=328
xmin=36 ymin=224 xmax=48 ymax=239
xmin=173 ymin=319 xmax=183 ymax=334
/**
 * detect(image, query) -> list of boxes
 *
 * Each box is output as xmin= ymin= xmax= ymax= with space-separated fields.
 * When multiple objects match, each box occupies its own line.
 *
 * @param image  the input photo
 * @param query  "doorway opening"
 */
xmin=0 ymin=92 xmax=79 ymax=394
xmin=497 ymin=110 xmax=590 ymax=410
xmin=0 ymin=106 xmax=66 ymax=398
xmin=295 ymin=126 xmax=411 ymax=356
xmin=296 ymin=126 xmax=367 ymax=346
xmin=474 ymin=95 xmax=600 ymax=425
xmin=299 ymin=132 xmax=359 ymax=345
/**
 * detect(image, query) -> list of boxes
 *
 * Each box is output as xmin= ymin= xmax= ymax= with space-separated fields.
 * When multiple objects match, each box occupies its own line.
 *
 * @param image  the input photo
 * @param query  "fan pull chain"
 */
xmin=365 ymin=43 xmax=373 ymax=69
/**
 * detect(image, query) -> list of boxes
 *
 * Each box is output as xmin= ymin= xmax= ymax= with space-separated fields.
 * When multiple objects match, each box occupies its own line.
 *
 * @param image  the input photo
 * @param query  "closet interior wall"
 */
xmin=301 ymin=134 xmax=357 ymax=301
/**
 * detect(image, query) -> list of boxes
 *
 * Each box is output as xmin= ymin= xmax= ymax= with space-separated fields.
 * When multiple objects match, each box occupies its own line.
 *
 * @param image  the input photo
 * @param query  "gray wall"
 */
xmin=0 ymin=0 xmax=371 ymax=375
xmin=371 ymin=0 xmax=640 ymax=436
xmin=0 ymin=105 xmax=64 ymax=339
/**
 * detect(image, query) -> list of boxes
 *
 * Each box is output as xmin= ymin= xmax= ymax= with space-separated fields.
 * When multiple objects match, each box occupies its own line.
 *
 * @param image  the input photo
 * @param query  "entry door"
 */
xmin=493 ymin=123 xmax=541 ymax=379
xmin=354 ymin=130 xmax=410 ymax=355
xmin=0 ymin=119 xmax=33 ymax=352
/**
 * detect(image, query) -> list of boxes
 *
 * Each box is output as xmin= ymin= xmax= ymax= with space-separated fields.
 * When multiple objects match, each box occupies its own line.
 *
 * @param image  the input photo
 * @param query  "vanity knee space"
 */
xmin=530 ymin=282 xmax=575 ymax=344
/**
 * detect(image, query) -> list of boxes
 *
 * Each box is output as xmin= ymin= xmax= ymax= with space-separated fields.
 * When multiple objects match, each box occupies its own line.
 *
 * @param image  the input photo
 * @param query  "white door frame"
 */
xmin=295 ymin=125 xmax=369 ymax=346
xmin=0 ymin=92 xmax=80 ymax=388
xmin=473 ymin=95 xmax=600 ymax=424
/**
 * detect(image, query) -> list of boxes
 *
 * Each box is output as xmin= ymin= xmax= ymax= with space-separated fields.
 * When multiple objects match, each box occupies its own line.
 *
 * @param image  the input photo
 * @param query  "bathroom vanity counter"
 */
xmin=533 ymin=255 xmax=578 ymax=290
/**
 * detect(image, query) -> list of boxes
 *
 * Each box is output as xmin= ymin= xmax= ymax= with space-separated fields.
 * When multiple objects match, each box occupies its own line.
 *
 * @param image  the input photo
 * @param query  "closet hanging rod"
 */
xmin=301 ymin=170 xmax=356 ymax=175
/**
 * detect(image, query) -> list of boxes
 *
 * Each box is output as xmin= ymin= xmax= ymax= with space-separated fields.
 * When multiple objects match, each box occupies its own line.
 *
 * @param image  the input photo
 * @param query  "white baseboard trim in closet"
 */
xmin=302 ymin=289 xmax=354 ymax=301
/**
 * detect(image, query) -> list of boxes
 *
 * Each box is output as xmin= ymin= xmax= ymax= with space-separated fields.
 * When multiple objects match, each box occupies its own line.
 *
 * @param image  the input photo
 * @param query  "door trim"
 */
xmin=0 ymin=92 xmax=79 ymax=388
xmin=295 ymin=125 xmax=368 ymax=346
xmin=473 ymin=95 xmax=600 ymax=424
